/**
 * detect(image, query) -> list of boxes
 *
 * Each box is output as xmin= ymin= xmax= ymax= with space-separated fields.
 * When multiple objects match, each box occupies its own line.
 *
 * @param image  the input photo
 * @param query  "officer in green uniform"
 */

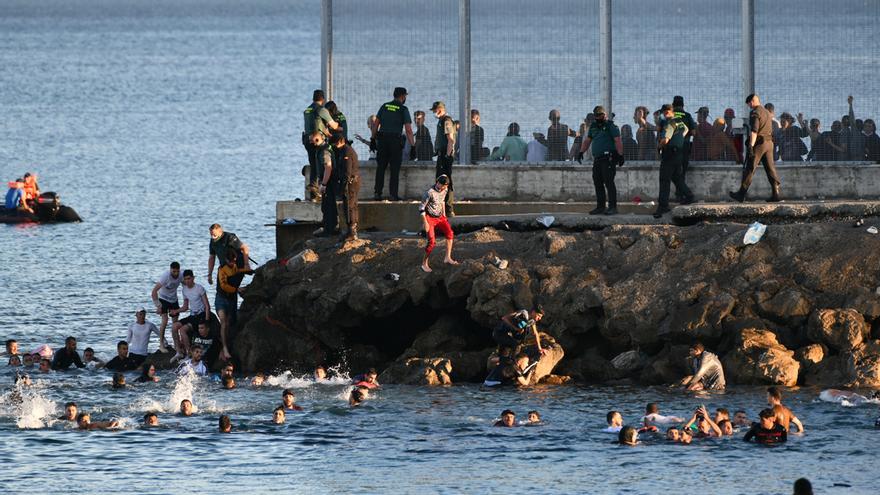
xmin=325 ymin=101 xmax=348 ymax=141
xmin=729 ymin=93 xmax=781 ymax=203
xmin=431 ymin=101 xmax=456 ymax=216
xmin=311 ymin=131 xmax=338 ymax=237
xmin=332 ymin=132 xmax=360 ymax=241
xmin=303 ymin=90 xmax=339 ymax=200
xmin=579 ymin=106 xmax=624 ymax=216
xmin=654 ymin=104 xmax=695 ymax=218
xmin=371 ymin=87 xmax=416 ymax=200
xmin=672 ymin=95 xmax=696 ymax=197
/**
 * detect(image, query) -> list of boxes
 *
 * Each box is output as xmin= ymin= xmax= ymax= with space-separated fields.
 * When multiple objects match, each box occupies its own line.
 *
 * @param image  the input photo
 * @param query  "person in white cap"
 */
xmin=127 ymin=307 xmax=161 ymax=366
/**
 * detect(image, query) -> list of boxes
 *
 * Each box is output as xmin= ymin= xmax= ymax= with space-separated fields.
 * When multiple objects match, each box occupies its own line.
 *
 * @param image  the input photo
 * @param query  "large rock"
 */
xmin=380 ymin=357 xmax=452 ymax=386
xmin=807 ymin=309 xmax=870 ymax=351
xmin=722 ymin=328 xmax=800 ymax=386
xmin=756 ymin=285 xmax=811 ymax=325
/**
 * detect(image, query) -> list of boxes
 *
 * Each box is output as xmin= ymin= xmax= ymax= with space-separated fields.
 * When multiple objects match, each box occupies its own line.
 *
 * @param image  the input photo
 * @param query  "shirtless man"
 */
xmin=767 ymin=387 xmax=804 ymax=433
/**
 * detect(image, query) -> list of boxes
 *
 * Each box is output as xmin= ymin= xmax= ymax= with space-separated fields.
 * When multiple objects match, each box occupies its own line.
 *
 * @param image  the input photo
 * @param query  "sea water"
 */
xmin=1 ymin=1 xmax=879 ymax=493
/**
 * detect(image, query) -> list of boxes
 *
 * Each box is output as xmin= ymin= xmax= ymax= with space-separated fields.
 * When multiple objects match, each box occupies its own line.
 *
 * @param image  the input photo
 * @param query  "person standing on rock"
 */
xmin=579 ymin=106 xmax=624 ymax=216
xmin=683 ymin=342 xmax=725 ymax=391
xmin=729 ymin=93 xmax=782 ymax=203
xmin=331 ymin=132 xmax=360 ymax=242
xmin=372 ymin=87 xmax=415 ymax=200
xmin=493 ymin=307 xmax=546 ymax=356
xmin=302 ymin=89 xmax=340 ymax=200
xmin=208 ymin=224 xmax=251 ymax=284
xmin=312 ymin=131 xmax=341 ymax=237
xmin=418 ymin=175 xmax=458 ymax=273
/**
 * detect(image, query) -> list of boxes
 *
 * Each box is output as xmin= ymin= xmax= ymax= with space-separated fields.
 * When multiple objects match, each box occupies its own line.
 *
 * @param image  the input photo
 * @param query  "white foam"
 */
xmin=12 ymin=383 xmax=58 ymax=429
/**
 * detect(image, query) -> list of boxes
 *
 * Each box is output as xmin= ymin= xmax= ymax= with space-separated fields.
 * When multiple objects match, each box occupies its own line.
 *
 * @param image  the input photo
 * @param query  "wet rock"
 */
xmin=380 ymin=357 xmax=452 ymax=386
xmin=610 ymin=349 xmax=646 ymax=374
xmin=639 ymin=344 xmax=691 ymax=384
xmin=807 ymin=309 xmax=870 ymax=351
xmin=722 ymin=328 xmax=800 ymax=386
xmin=539 ymin=374 xmax=572 ymax=385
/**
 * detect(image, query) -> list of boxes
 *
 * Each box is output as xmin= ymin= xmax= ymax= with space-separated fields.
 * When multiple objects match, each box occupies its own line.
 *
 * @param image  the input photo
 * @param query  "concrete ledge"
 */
xmin=305 ymin=160 xmax=880 ymax=203
xmin=673 ymin=200 xmax=880 ymax=225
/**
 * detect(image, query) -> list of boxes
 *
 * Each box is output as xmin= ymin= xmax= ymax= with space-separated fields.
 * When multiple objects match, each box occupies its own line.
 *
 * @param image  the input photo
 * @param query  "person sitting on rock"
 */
xmin=353 ymin=368 xmax=380 ymax=389
xmin=604 ymin=411 xmax=623 ymax=433
xmin=493 ymin=307 xmax=546 ymax=356
xmin=743 ymin=408 xmax=787 ymax=444
xmin=281 ymin=389 xmax=304 ymax=411
xmin=494 ymin=409 xmax=517 ymax=427
xmin=682 ymin=342 xmax=725 ymax=391
xmin=767 ymin=386 xmax=804 ymax=433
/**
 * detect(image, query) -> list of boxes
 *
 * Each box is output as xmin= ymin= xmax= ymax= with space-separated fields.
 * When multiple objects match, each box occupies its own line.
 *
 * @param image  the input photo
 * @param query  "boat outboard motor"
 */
xmin=36 ymin=192 xmax=61 ymax=221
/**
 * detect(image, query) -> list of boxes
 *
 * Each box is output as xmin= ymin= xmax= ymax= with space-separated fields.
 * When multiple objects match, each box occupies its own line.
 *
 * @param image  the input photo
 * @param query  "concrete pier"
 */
xmin=305 ymin=161 xmax=880 ymax=203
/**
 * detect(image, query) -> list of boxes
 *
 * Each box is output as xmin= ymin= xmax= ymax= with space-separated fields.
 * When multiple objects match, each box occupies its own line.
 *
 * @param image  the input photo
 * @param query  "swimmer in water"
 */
xmin=604 ymin=411 xmax=623 ymax=433
xmin=679 ymin=428 xmax=693 ymax=444
xmin=666 ymin=427 xmax=680 ymax=442
xmin=136 ymin=364 xmax=160 ymax=383
xmin=82 ymin=347 xmax=104 ymax=368
xmin=38 ymin=358 xmax=51 ymax=374
xmin=718 ymin=419 xmax=734 ymax=436
xmin=714 ymin=407 xmax=730 ymax=424
xmin=112 ymin=372 xmax=126 ymax=389
xmin=494 ymin=409 xmax=517 ymax=427
xmin=685 ymin=405 xmax=722 ymax=438
xmin=221 ymin=363 xmax=234 ymax=378
xmin=218 ymin=415 xmax=232 ymax=433
xmin=4 ymin=339 xmax=18 ymax=357
xmin=743 ymin=408 xmax=787 ymax=444
xmin=353 ymin=368 xmax=380 ymax=389
xmin=793 ymin=478 xmax=813 ymax=495
xmin=8 ymin=354 xmax=21 ymax=366
xmin=618 ymin=426 xmax=638 ymax=446
xmin=250 ymin=372 xmax=265 ymax=386
xmin=733 ymin=410 xmax=750 ymax=427
xmin=77 ymin=412 xmax=119 ymax=430
xmin=526 ymin=410 xmax=542 ymax=425
xmin=349 ymin=387 xmax=367 ymax=407
xmin=767 ymin=387 xmax=804 ymax=433
xmin=14 ymin=372 xmax=31 ymax=387
xmin=22 ymin=354 xmax=34 ymax=368
xmin=180 ymin=399 xmax=194 ymax=417
xmin=143 ymin=412 xmax=159 ymax=427
xmin=59 ymin=402 xmax=78 ymax=421
xmin=643 ymin=402 xmax=684 ymax=427
xmin=281 ymin=389 xmax=303 ymax=411
xmin=272 ymin=406 xmax=285 ymax=424
xmin=314 ymin=365 xmax=327 ymax=381
xmin=222 ymin=376 xmax=236 ymax=390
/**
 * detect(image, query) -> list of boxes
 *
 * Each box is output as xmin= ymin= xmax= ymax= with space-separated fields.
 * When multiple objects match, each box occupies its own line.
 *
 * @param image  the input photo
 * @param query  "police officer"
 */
xmin=431 ymin=101 xmax=456 ymax=216
xmin=303 ymin=90 xmax=339 ymax=201
xmin=311 ymin=131 xmax=338 ymax=237
xmin=654 ymin=104 xmax=695 ymax=219
xmin=671 ymin=96 xmax=696 ymax=190
xmin=579 ymin=106 xmax=624 ymax=216
xmin=729 ymin=93 xmax=781 ymax=203
xmin=371 ymin=87 xmax=416 ymax=201
xmin=331 ymin=132 xmax=360 ymax=242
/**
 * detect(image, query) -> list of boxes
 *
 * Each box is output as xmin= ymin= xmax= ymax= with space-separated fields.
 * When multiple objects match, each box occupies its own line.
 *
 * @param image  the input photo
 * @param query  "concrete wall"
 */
xmin=309 ymin=161 xmax=880 ymax=202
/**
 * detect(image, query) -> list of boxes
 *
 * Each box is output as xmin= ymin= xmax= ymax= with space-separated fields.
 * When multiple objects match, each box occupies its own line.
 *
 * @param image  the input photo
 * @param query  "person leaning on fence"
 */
xmin=372 ymin=87 xmax=415 ymax=201
xmin=654 ymin=104 xmax=695 ymax=219
xmin=419 ymin=175 xmax=458 ymax=273
xmin=303 ymin=89 xmax=340 ymax=201
xmin=729 ymin=93 xmax=781 ymax=203
xmin=432 ymin=101 xmax=456 ymax=217
xmin=579 ymin=105 xmax=623 ymax=216
xmin=331 ymin=132 xmax=360 ymax=242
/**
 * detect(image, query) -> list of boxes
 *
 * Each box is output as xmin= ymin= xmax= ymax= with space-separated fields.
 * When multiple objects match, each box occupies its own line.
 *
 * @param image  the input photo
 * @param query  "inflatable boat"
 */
xmin=1 ymin=192 xmax=82 ymax=224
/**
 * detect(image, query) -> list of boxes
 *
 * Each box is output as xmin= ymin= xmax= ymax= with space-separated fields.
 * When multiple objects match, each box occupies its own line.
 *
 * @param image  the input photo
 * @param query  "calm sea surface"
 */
xmin=1 ymin=1 xmax=879 ymax=493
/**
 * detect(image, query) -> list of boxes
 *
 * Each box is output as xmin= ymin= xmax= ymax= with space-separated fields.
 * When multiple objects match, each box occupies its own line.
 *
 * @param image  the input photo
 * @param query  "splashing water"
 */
xmin=11 ymin=383 xmax=58 ymax=429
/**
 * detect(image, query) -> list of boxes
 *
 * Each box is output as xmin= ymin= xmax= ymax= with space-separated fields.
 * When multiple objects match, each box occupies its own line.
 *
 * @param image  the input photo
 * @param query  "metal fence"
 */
xmin=325 ymin=0 xmax=880 ymax=163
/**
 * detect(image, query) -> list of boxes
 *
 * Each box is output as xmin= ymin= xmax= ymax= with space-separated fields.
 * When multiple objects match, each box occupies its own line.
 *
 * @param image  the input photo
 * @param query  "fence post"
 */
xmin=458 ymin=0 xmax=472 ymax=165
xmin=321 ymin=0 xmax=333 ymax=99
xmin=599 ymin=0 xmax=612 ymax=115
xmin=742 ymin=0 xmax=755 ymax=116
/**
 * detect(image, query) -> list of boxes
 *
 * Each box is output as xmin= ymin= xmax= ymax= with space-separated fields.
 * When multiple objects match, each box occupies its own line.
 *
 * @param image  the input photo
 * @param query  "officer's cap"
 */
xmin=592 ymin=105 xmax=606 ymax=116
xmin=430 ymin=101 xmax=446 ymax=111
xmin=393 ymin=87 xmax=408 ymax=97
xmin=312 ymin=89 xmax=325 ymax=101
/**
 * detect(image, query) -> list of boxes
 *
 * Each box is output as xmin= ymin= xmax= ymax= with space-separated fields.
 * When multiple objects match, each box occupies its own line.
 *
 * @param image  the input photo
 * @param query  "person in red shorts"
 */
xmin=419 ymin=175 xmax=459 ymax=273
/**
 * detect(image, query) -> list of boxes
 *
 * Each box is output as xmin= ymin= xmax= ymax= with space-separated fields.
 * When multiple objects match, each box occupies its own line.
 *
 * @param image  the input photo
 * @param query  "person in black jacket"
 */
xmin=51 ymin=336 xmax=85 ymax=370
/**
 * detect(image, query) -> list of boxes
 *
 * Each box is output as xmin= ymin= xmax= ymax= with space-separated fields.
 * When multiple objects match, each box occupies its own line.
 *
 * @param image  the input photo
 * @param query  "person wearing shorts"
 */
xmin=151 ymin=261 xmax=182 ymax=353
xmin=170 ymin=269 xmax=210 ymax=362
xmin=418 ymin=175 xmax=458 ymax=273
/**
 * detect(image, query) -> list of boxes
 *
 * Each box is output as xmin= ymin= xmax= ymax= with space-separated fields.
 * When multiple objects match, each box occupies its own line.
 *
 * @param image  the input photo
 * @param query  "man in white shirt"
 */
xmin=527 ymin=132 xmax=548 ymax=162
xmin=151 ymin=261 xmax=182 ymax=353
xmin=175 ymin=345 xmax=208 ymax=377
xmin=170 ymin=269 xmax=211 ymax=363
xmin=127 ymin=307 xmax=161 ymax=365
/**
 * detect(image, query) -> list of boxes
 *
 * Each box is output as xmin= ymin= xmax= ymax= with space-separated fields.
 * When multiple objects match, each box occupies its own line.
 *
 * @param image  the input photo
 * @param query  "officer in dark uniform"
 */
xmin=302 ymin=90 xmax=339 ymax=201
xmin=672 ymin=96 xmax=696 ymax=196
xmin=579 ymin=106 xmax=624 ymax=216
xmin=654 ymin=104 xmax=695 ymax=218
xmin=311 ymin=131 xmax=338 ymax=237
xmin=332 ymin=132 xmax=360 ymax=241
xmin=729 ymin=93 xmax=781 ymax=203
xmin=371 ymin=87 xmax=416 ymax=201
xmin=431 ymin=101 xmax=456 ymax=216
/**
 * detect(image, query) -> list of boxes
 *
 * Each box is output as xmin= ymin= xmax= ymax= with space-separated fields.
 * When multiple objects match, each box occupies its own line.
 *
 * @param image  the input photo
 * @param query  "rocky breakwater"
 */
xmin=233 ymin=221 xmax=880 ymax=388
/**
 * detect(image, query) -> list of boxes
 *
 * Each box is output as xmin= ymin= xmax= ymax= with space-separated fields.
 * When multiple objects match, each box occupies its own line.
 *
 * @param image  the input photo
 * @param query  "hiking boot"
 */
xmin=728 ymin=188 xmax=746 ymax=203
xmin=589 ymin=207 xmax=606 ymax=215
xmin=766 ymin=185 xmax=781 ymax=203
